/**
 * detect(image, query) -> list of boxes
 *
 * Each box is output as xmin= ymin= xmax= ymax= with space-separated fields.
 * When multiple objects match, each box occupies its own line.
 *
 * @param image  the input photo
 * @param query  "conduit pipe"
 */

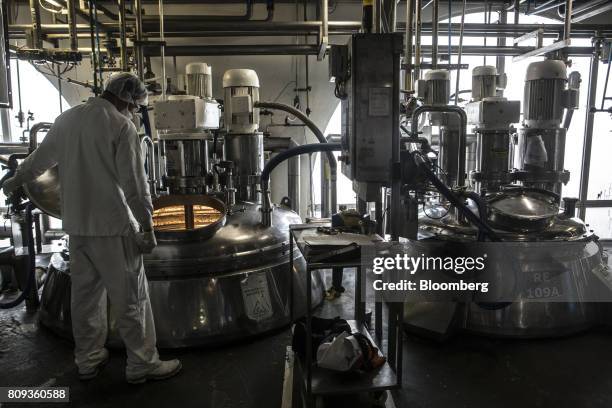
xmin=411 ymin=105 xmax=467 ymax=187
xmin=255 ymin=101 xmax=337 ymax=216
xmin=260 ymin=143 xmax=341 ymax=227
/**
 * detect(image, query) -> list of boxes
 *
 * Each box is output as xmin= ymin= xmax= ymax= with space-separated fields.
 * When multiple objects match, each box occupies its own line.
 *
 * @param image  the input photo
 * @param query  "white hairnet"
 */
xmin=104 ymin=72 xmax=148 ymax=106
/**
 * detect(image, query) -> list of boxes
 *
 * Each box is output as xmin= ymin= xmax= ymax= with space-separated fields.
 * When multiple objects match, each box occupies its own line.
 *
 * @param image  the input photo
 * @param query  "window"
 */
xmin=1 ymin=60 xmax=69 ymax=232
xmin=3 ymin=59 xmax=69 ymax=142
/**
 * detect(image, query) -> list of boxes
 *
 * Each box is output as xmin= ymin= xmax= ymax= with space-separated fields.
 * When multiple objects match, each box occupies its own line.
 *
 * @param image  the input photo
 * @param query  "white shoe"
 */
xmin=78 ymin=349 xmax=110 ymax=381
xmin=126 ymin=359 xmax=182 ymax=384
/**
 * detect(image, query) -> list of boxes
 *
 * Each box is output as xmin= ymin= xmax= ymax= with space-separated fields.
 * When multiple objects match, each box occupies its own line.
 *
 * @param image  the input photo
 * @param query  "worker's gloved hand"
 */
xmin=2 ymin=175 xmax=23 ymax=198
xmin=135 ymin=229 xmax=157 ymax=254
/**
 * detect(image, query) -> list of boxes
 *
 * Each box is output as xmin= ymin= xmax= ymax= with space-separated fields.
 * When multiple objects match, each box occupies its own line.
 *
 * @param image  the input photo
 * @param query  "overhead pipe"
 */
xmin=572 ymin=0 xmax=612 ymax=22
xmin=66 ymin=0 xmax=78 ymax=51
xmin=9 ymin=22 xmax=612 ymax=37
xmin=321 ymin=0 xmax=328 ymax=57
xmin=403 ymin=0 xmax=414 ymax=91
xmin=260 ymin=143 xmax=341 ymax=227
xmin=118 ymin=0 xmax=128 ymax=70
xmin=578 ymin=39 xmax=601 ymax=220
xmin=411 ymin=105 xmax=467 ymax=187
xmin=496 ymin=6 xmax=507 ymax=77
xmin=527 ymin=0 xmax=562 ymax=16
xmin=454 ymin=0 xmax=467 ymax=105
xmin=256 ymin=101 xmax=337 ymax=216
xmin=159 ymin=0 xmax=166 ymax=100
xmin=431 ymin=0 xmax=438 ymax=69
xmin=414 ymin=0 xmax=422 ymax=79
xmin=144 ymin=44 xmax=320 ymax=56
xmin=28 ymin=0 xmax=43 ymax=49
xmin=141 ymin=44 xmax=594 ymax=58
xmin=134 ymin=0 xmax=145 ymax=79
xmin=563 ymin=0 xmax=573 ymax=41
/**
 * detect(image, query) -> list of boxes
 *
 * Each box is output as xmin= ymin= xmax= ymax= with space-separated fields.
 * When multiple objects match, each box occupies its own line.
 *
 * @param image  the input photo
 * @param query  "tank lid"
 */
xmin=186 ymin=62 xmax=211 ymax=75
xmin=525 ymin=60 xmax=567 ymax=81
xmin=472 ymin=65 xmax=497 ymax=77
xmin=222 ymin=69 xmax=260 ymax=88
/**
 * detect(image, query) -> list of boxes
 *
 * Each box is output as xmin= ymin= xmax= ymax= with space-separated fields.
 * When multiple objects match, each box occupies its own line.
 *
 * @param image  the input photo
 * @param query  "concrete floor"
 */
xmin=1 ymin=271 xmax=612 ymax=408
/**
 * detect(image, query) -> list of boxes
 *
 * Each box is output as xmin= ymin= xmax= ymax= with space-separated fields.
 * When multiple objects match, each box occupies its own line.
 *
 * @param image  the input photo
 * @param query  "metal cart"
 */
xmin=289 ymin=224 xmax=403 ymax=407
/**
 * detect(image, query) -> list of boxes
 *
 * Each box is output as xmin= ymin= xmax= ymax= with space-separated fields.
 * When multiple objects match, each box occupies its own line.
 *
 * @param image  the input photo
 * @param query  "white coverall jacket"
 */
xmin=14 ymin=97 xmax=160 ymax=375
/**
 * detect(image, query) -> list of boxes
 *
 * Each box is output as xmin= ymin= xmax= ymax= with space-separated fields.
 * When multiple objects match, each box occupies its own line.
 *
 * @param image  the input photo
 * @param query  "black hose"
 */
xmin=465 ymin=191 xmax=487 ymax=242
xmin=414 ymin=154 xmax=501 ymax=242
xmin=563 ymin=108 xmax=574 ymax=129
xmin=0 ymin=203 xmax=37 ymax=309
xmin=140 ymin=105 xmax=153 ymax=138
xmin=400 ymin=125 xmax=432 ymax=152
xmin=255 ymin=101 xmax=337 ymax=172
xmin=261 ymin=143 xmax=341 ymax=191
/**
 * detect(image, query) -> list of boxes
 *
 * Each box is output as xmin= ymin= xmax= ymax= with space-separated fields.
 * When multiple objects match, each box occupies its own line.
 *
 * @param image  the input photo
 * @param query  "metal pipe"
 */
xmin=9 ymin=21 xmax=612 ymax=37
xmin=28 ymin=123 xmax=52 ymax=153
xmin=197 ymin=0 xmax=254 ymax=21
xmin=159 ymin=0 xmax=166 ymax=100
xmin=144 ymin=44 xmax=320 ymax=57
xmin=564 ymin=0 xmax=573 ymax=41
xmin=66 ymin=0 xmax=78 ymax=51
xmin=141 ymin=44 xmax=596 ymax=58
xmin=411 ymin=105 xmax=467 ymax=187
xmin=263 ymin=136 xmax=301 ymax=213
xmin=0 ymin=144 xmax=29 ymax=155
xmin=404 ymin=0 xmax=414 ymax=91
xmin=431 ymin=0 xmax=438 ymax=69
xmin=135 ymin=0 xmax=145 ymax=79
xmin=118 ymin=0 xmax=128 ymax=71
xmin=288 ymin=139 xmax=300 ymax=213
xmin=321 ymin=0 xmax=328 ymax=46
xmin=496 ymin=6 xmax=507 ymax=78
xmin=1 ymin=111 xmax=11 ymax=142
xmin=28 ymin=0 xmax=43 ymax=49
xmin=573 ymin=3 xmax=612 ymax=22
xmin=528 ymin=0 xmax=562 ymax=16
xmin=374 ymin=0 xmax=382 ymax=33
xmin=256 ymin=101 xmax=337 ymax=215
xmin=454 ymin=0 xmax=467 ymax=105
xmin=141 ymin=136 xmax=157 ymax=197
xmin=513 ymin=0 xmax=519 ymax=24
xmin=578 ymin=39 xmax=601 ymax=220
xmin=260 ymin=143 xmax=341 ymax=227
xmin=414 ymin=0 xmax=422 ymax=79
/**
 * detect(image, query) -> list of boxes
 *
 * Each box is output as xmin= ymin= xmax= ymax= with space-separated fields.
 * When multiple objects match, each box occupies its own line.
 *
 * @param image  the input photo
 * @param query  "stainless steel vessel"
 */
xmin=416 ymin=201 xmax=608 ymax=338
xmin=38 ymin=198 xmax=324 ymax=347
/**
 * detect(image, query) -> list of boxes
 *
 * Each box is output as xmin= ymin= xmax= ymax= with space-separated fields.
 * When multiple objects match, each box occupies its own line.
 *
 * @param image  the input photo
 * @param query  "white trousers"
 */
xmin=69 ymin=234 xmax=160 ymax=376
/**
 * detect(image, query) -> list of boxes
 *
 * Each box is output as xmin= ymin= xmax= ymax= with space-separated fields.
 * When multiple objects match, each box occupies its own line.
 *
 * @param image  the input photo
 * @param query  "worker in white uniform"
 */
xmin=2 ymin=73 xmax=181 ymax=384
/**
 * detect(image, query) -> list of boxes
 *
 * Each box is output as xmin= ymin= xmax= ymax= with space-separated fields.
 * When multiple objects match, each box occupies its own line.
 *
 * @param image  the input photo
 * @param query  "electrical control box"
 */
xmin=154 ymin=96 xmax=220 ymax=131
xmin=328 ymin=44 xmax=349 ymax=83
xmin=340 ymin=33 xmax=403 ymax=185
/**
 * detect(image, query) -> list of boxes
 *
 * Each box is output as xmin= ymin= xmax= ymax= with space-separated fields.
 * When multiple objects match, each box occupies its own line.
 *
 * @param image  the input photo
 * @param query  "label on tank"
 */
xmin=241 ymin=272 xmax=273 ymax=321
